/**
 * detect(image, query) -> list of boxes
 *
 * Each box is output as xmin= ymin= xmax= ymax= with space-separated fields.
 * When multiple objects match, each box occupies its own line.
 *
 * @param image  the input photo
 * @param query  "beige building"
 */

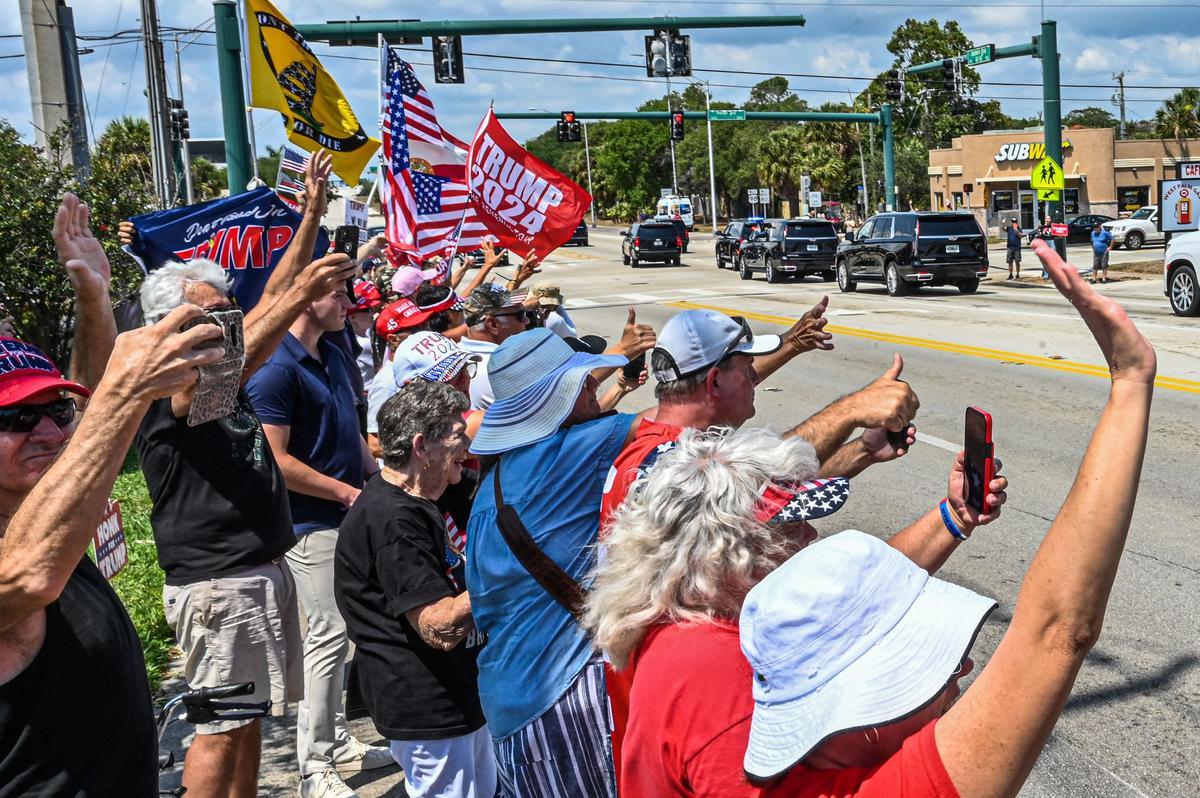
xmin=928 ymin=127 xmax=1199 ymax=234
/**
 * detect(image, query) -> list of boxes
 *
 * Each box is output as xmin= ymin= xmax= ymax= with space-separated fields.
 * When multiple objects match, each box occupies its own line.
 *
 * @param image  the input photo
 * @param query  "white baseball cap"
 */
xmin=392 ymin=331 xmax=480 ymax=387
xmin=651 ymin=309 xmax=781 ymax=383
xmin=739 ymin=530 xmax=997 ymax=780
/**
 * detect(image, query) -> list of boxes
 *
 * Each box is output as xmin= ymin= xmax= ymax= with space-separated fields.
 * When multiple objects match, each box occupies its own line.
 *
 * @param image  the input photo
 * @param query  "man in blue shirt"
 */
xmin=1006 ymin=217 xmax=1022 ymax=280
xmin=1091 ymin=221 xmax=1115 ymax=283
xmin=248 ymin=286 xmax=390 ymax=798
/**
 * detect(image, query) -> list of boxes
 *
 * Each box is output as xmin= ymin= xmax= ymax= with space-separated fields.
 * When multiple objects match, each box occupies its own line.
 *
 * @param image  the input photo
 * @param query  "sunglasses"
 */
xmin=0 ymin=398 xmax=78 ymax=433
xmin=656 ymin=315 xmax=754 ymax=381
xmin=493 ymin=309 xmax=529 ymax=323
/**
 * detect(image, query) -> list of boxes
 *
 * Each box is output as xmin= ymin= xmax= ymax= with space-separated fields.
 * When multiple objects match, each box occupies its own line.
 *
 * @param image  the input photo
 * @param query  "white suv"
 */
xmin=1165 ymin=231 xmax=1199 ymax=316
xmin=1103 ymin=206 xmax=1164 ymax=250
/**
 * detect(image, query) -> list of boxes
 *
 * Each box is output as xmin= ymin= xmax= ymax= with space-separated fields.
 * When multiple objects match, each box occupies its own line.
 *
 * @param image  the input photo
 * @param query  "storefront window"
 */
xmin=1120 ymin=187 xmax=1149 ymax=212
xmin=1064 ymin=189 xmax=1080 ymax=215
xmin=992 ymin=190 xmax=1015 ymax=212
xmin=952 ymin=192 xmax=964 ymax=209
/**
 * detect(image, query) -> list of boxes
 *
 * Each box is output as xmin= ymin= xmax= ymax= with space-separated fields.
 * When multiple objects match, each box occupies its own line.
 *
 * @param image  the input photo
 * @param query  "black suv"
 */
xmin=655 ymin=217 xmax=690 ymax=253
xmin=567 ymin=221 xmax=589 ymax=246
xmin=621 ymin=222 xmax=682 ymax=266
xmin=836 ymin=212 xmax=988 ymax=296
xmin=738 ymin=218 xmax=839 ymax=283
xmin=714 ymin=218 xmax=765 ymax=270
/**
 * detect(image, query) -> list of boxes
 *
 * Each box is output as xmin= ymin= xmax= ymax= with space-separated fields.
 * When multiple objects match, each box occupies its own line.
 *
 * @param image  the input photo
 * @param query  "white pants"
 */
xmin=390 ymin=725 xmax=497 ymax=798
xmin=286 ymin=528 xmax=351 ymax=776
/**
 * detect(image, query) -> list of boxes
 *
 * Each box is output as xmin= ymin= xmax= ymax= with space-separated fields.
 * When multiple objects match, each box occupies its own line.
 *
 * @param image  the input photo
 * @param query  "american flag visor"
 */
xmin=755 ymin=478 xmax=850 ymax=525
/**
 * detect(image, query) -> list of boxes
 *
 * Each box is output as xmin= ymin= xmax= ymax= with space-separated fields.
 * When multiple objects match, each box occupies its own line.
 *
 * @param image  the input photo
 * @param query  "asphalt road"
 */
xmin=165 ymin=228 xmax=1198 ymax=797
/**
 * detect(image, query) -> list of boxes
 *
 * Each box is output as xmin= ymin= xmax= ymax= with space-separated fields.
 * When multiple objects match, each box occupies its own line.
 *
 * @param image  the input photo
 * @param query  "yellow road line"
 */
xmin=666 ymin=300 xmax=1200 ymax=395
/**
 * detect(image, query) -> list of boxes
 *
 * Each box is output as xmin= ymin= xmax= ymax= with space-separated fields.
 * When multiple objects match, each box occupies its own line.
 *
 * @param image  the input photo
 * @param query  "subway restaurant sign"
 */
xmin=995 ymin=140 xmax=1072 ymax=163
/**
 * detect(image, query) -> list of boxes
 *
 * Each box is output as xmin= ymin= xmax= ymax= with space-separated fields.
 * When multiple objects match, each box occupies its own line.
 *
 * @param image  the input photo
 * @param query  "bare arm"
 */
xmin=505 ymin=254 xmax=542 ymax=292
xmin=260 ymin=423 xmax=362 ymax=507
xmin=251 ymin=150 xmax=331 ymax=309
xmin=817 ymin=425 xmax=916 ymax=479
xmin=404 ymin=593 xmax=475 ymax=651
xmin=598 ymin=368 xmax=648 ymax=413
xmin=595 ymin=307 xmax=654 ymax=383
xmin=0 ymin=307 xmax=222 ymax=634
xmin=53 ymin=194 xmax=117 ymax=394
xmin=751 ymin=296 xmax=833 ymax=382
xmin=935 ymin=240 xmax=1156 ymax=798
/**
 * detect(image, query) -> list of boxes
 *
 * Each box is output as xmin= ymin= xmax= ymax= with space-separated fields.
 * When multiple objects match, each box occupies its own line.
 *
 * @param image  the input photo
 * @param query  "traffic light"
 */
xmin=885 ymin=69 xmax=903 ymax=104
xmin=432 ymin=35 xmax=465 ymax=84
xmin=644 ymin=29 xmax=691 ymax=77
xmin=668 ymin=31 xmax=692 ymax=77
xmin=557 ymin=111 xmax=581 ymax=143
xmin=941 ymin=58 xmax=959 ymax=95
xmin=670 ymin=112 xmax=685 ymax=141
xmin=167 ymin=98 xmax=189 ymax=141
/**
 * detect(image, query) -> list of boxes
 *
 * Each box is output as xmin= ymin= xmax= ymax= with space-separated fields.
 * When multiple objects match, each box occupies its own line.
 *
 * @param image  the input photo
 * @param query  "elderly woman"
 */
xmin=584 ymin=425 xmax=1007 ymax=797
xmin=334 ymin=380 xmax=494 ymax=798
xmin=734 ymin=240 xmax=1155 ymax=797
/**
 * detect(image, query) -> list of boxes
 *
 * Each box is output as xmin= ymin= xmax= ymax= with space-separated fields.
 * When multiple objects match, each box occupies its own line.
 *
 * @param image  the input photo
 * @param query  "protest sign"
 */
xmin=127 ymin=188 xmax=329 ymax=311
xmin=92 ymin=500 xmax=127 ymax=581
xmin=466 ymin=109 xmax=591 ymax=258
xmin=345 ymin=198 xmax=369 ymax=243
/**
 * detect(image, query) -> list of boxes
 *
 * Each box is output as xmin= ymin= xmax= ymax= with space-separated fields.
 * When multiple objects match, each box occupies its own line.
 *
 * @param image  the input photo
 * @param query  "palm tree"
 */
xmin=1154 ymin=88 xmax=1200 ymax=141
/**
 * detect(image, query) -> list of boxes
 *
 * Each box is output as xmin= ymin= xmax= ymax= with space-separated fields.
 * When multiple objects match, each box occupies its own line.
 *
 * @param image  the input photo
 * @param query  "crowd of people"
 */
xmin=0 ymin=149 xmax=1158 ymax=798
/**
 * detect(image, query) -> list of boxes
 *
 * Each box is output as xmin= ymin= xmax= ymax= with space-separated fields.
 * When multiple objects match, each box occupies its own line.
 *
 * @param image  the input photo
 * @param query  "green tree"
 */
xmin=1063 ymin=107 xmax=1119 ymax=129
xmin=190 ymin=157 xmax=227 ymax=201
xmin=1154 ymin=88 xmax=1200 ymax=141
xmin=257 ymin=145 xmax=282 ymax=187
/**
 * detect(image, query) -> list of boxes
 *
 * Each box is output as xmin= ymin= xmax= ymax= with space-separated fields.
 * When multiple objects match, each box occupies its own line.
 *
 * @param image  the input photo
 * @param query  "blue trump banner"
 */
xmin=127 ymin=188 xmax=329 ymax=311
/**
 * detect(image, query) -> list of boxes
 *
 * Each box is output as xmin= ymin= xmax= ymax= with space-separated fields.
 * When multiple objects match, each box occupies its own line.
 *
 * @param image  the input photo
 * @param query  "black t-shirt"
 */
xmin=136 ymin=394 xmax=295 ymax=585
xmin=334 ymin=474 xmax=486 ymax=740
xmin=0 ymin=558 xmax=158 ymax=796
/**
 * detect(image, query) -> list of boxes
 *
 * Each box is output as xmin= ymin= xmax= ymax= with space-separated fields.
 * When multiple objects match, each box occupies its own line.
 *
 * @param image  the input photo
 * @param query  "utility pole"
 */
xmin=666 ymin=73 xmax=679 ymax=195
xmin=56 ymin=3 xmax=90 ymax=179
xmin=141 ymin=0 xmax=176 ymax=207
xmin=174 ymin=35 xmax=194 ymax=204
xmin=704 ymin=82 xmax=718 ymax=233
xmin=1112 ymin=71 xmax=1127 ymax=139
xmin=20 ymin=0 xmax=89 ymax=177
xmin=581 ymin=121 xmax=596 ymax=227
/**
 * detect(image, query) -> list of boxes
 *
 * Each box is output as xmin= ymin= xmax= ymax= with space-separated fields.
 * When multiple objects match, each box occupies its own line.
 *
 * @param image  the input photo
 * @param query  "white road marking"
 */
xmin=567 ymin=298 xmax=598 ymax=307
xmin=916 ymin=431 xmax=962 ymax=454
xmin=681 ymin=288 xmax=721 ymax=296
xmin=620 ymin=293 xmax=661 ymax=302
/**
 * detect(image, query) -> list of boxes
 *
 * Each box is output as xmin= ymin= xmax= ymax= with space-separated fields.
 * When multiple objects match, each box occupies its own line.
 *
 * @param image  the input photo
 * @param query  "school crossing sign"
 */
xmin=1029 ymin=156 xmax=1065 ymax=191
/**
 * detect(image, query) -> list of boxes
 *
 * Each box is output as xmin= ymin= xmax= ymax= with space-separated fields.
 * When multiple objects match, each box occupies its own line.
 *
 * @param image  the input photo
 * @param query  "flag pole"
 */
xmin=235 ymin=0 xmax=259 ymax=182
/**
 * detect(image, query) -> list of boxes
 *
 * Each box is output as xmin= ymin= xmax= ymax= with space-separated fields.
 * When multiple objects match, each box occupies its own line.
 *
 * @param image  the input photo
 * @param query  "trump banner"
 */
xmin=466 ymin=109 xmax=591 ymax=258
xmin=126 ymin=188 xmax=329 ymax=311
xmin=245 ymin=0 xmax=380 ymax=184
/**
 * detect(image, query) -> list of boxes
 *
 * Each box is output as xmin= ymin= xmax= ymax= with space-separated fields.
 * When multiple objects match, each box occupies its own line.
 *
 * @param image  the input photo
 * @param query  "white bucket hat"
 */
xmin=470 ymin=328 xmax=626 ymax=456
xmin=739 ymin=530 xmax=997 ymax=780
xmin=652 ymin=309 xmax=781 ymax=383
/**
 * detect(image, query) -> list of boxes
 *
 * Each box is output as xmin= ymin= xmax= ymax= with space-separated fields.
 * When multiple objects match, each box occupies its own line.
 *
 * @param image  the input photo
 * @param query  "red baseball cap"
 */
xmin=374 ymin=293 xmax=459 ymax=338
xmin=0 ymin=338 xmax=91 ymax=407
xmin=352 ymin=281 xmax=383 ymax=313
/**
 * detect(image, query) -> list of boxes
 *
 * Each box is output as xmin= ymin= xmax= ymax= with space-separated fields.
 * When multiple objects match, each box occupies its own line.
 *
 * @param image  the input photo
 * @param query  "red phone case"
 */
xmin=966 ymin=407 xmax=994 ymax=513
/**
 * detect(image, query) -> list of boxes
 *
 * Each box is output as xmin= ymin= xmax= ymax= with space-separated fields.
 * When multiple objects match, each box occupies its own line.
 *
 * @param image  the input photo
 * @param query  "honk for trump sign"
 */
xmin=466 ymin=109 xmax=591 ymax=258
xmin=245 ymin=0 xmax=379 ymax=184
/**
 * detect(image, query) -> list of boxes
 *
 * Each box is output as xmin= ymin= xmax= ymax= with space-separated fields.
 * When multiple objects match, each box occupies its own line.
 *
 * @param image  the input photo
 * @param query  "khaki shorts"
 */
xmin=163 ymin=560 xmax=303 ymax=734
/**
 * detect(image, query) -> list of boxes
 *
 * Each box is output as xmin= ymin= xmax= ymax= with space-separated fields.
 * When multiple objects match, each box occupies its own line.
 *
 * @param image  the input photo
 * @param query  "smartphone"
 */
xmin=622 ymin=351 xmax=647 ymax=381
xmin=186 ymin=310 xmax=247 ymax=427
xmin=334 ymin=225 xmax=360 ymax=258
xmin=963 ymin=407 xmax=995 ymax=514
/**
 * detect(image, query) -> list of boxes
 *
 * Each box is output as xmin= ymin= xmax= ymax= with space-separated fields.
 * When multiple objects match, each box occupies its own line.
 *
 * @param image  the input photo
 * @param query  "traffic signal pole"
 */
xmin=214 ymin=0 xmax=253 ymax=193
xmin=881 ymin=103 xmax=895 ymax=211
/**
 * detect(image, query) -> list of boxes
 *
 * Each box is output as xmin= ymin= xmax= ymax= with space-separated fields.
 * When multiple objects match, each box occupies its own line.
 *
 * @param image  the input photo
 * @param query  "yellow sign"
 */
xmin=1030 ymin=156 xmax=1065 ymax=191
xmin=1037 ymin=189 xmax=1060 ymax=202
xmin=245 ymin=0 xmax=380 ymax=184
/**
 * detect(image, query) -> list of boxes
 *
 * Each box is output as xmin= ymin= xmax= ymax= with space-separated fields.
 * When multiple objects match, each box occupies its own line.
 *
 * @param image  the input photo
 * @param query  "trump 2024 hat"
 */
xmin=392 ymin=331 xmax=480 ymax=387
xmin=0 ymin=338 xmax=90 ymax=407
xmin=652 ymin=309 xmax=782 ymax=383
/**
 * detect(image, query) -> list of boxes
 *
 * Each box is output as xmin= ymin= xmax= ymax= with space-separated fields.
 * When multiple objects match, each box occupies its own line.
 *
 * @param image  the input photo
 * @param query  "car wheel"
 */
xmin=631 ymin=257 xmax=640 ymax=268
xmin=885 ymin=263 xmax=908 ymax=297
xmin=1125 ymin=231 xmax=1144 ymax=250
xmin=671 ymin=257 xmax=680 ymax=266
xmin=739 ymin=256 xmax=753 ymax=280
xmin=1169 ymin=264 xmax=1199 ymax=316
xmin=836 ymin=260 xmax=857 ymax=293
xmin=958 ymin=278 xmax=980 ymax=295
xmin=765 ymin=259 xmax=782 ymax=284
xmin=822 ymin=270 xmax=836 ymax=282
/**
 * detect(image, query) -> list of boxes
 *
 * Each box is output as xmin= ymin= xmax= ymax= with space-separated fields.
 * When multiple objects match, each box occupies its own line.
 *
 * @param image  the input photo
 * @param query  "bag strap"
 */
xmin=492 ymin=464 xmax=587 ymax=622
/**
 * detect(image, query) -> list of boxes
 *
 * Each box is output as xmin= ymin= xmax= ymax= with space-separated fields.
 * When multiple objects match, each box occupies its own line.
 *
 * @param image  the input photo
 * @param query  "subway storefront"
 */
xmin=928 ymin=127 xmax=1198 ymax=234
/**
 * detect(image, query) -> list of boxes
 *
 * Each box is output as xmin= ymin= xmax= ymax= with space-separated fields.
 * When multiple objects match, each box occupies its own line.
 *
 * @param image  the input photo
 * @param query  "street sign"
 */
xmin=709 ymin=109 xmax=746 ymax=121
xmin=759 ymin=187 xmax=770 ymax=204
xmin=1037 ymin=189 xmax=1061 ymax=202
xmin=660 ymin=187 xmax=672 ymax=198
xmin=747 ymin=189 xmax=759 ymax=203
xmin=1030 ymin=156 xmax=1065 ymax=191
xmin=808 ymin=190 xmax=822 ymax=207
xmin=965 ymin=44 xmax=995 ymax=66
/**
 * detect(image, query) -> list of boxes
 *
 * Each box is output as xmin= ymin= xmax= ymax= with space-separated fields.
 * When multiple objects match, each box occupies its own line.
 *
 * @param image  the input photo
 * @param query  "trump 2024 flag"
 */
xmin=466 ymin=109 xmax=591 ymax=258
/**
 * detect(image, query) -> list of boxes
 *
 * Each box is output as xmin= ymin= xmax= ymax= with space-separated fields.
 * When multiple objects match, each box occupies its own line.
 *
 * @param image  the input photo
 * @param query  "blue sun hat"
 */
xmin=470 ymin=328 xmax=627 ymax=456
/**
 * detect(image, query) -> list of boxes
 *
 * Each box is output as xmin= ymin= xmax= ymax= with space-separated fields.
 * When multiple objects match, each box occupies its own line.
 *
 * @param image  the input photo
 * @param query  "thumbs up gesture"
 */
xmin=851 ymin=353 xmax=920 ymax=432
xmin=617 ymin=307 xmax=657 ymax=359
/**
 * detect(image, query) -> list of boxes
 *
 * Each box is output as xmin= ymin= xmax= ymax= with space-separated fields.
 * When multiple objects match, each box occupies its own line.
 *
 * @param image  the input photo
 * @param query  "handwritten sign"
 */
xmin=93 ymin=500 xmax=128 ymax=580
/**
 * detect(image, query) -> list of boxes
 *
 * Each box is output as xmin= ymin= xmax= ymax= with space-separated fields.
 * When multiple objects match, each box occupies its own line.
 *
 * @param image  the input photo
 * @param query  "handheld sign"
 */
xmin=1050 ymin=223 xmax=1069 ymax=238
xmin=92 ymin=500 xmax=128 ymax=581
xmin=466 ymin=109 xmax=591 ymax=259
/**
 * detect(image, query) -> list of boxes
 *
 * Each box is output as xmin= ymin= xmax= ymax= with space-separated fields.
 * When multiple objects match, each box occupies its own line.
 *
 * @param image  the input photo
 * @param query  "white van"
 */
xmin=655 ymin=195 xmax=694 ymax=230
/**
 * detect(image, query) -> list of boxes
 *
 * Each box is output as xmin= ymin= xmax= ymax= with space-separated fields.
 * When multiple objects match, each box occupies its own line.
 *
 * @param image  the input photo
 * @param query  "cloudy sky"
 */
xmin=5 ymin=0 xmax=1198 ymax=160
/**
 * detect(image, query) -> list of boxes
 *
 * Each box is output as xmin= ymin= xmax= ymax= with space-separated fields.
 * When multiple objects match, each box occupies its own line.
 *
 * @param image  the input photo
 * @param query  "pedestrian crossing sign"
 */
xmin=1037 ymin=189 xmax=1061 ymax=201
xmin=1030 ymin=156 xmax=1065 ymax=191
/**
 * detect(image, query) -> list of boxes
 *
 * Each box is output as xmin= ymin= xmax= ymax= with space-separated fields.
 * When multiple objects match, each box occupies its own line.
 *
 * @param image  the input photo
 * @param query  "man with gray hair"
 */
xmin=457 ymin=284 xmax=531 ymax=410
xmin=134 ymin=152 xmax=362 ymax=798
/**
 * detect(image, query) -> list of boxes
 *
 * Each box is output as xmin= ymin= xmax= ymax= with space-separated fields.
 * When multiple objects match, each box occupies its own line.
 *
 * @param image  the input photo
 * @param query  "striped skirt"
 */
xmin=494 ymin=657 xmax=617 ymax=798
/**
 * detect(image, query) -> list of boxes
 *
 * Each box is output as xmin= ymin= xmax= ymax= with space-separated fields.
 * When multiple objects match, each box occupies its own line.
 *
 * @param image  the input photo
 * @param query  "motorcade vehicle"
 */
xmin=655 ymin=195 xmax=694 ymax=230
xmin=1103 ymin=206 xmax=1165 ymax=250
xmin=567 ymin=221 xmax=589 ymax=246
xmin=654 ymin=216 xmax=690 ymax=253
xmin=1164 ymin=230 xmax=1200 ymax=316
xmin=714 ymin=217 xmax=765 ymax=270
xmin=737 ymin=218 xmax=839 ymax=283
xmin=836 ymin=211 xmax=989 ymax=296
xmin=621 ymin=221 xmax=683 ymax=266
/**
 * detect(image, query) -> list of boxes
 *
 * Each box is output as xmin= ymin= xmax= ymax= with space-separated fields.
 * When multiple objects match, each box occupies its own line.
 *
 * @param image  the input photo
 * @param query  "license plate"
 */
xmin=654 ymin=239 xmax=663 ymax=246
xmin=807 ymin=244 xmax=819 ymax=251
xmin=945 ymin=244 xmax=960 ymax=253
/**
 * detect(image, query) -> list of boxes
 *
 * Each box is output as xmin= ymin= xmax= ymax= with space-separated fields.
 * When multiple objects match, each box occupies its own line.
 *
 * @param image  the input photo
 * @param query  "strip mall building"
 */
xmin=928 ymin=127 xmax=1198 ymax=234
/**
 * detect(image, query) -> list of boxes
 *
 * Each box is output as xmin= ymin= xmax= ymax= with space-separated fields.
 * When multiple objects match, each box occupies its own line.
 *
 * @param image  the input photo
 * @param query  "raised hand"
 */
xmin=946 ymin=452 xmax=1008 ymax=531
xmin=1032 ymin=240 xmax=1156 ymax=385
xmin=357 ymin=234 xmax=388 ymax=264
xmin=862 ymin=423 xmax=917 ymax=462
xmin=296 ymin=253 xmax=358 ymax=301
xmin=101 ymin=305 xmax=224 ymax=402
xmin=53 ymin=194 xmax=111 ymax=301
xmin=509 ymin=255 xmax=542 ymax=289
xmin=781 ymin=295 xmax=833 ymax=354
xmin=303 ymin=150 xmax=333 ymax=218
xmin=480 ymin=240 xmax=502 ymax=271
xmin=617 ymin=307 xmax=657 ymax=358
xmin=117 ymin=220 xmax=136 ymax=247
xmin=849 ymin=353 xmax=920 ymax=432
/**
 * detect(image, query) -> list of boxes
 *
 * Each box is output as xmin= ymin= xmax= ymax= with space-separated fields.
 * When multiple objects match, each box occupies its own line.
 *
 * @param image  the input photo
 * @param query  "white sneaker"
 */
xmin=299 ymin=769 xmax=359 ymax=798
xmin=332 ymin=736 xmax=395 ymax=774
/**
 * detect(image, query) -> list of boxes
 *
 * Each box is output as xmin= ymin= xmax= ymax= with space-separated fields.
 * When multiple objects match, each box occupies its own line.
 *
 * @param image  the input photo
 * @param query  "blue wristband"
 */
xmin=940 ymin=499 xmax=968 ymax=541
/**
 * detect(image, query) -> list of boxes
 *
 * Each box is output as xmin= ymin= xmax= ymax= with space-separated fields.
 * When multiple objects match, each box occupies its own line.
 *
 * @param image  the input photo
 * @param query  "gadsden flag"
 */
xmin=245 ymin=0 xmax=379 ymax=184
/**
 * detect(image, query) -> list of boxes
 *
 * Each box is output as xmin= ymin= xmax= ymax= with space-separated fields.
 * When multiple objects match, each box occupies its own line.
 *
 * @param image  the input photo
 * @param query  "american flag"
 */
xmin=380 ymin=46 xmax=486 ymax=264
xmin=279 ymin=144 xmax=309 ymax=174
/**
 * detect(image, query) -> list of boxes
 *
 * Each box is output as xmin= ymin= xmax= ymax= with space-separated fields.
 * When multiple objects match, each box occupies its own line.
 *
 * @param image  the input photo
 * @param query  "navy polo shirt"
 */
xmin=247 ymin=333 xmax=365 ymax=534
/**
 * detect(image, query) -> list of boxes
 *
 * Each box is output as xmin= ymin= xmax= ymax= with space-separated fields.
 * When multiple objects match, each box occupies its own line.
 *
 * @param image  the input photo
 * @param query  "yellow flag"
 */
xmin=245 ymin=0 xmax=380 ymax=184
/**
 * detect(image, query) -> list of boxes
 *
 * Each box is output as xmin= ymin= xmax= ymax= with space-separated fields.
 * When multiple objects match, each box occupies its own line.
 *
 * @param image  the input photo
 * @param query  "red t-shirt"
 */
xmin=600 ymin=418 xmax=684 ymax=527
xmin=620 ymin=620 xmax=961 ymax=798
